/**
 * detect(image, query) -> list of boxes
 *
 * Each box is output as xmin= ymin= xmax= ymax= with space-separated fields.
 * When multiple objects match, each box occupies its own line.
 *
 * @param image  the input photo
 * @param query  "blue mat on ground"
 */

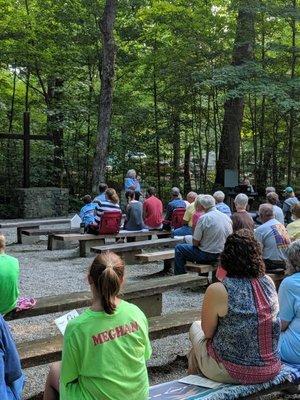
xmin=149 ymin=363 xmax=300 ymax=399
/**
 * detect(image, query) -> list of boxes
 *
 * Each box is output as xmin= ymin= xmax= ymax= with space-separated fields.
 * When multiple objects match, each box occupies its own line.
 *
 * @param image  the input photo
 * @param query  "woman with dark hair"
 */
xmin=43 ymin=252 xmax=151 ymax=400
xmin=188 ymin=229 xmax=281 ymax=384
xmin=124 ymin=190 xmax=145 ymax=231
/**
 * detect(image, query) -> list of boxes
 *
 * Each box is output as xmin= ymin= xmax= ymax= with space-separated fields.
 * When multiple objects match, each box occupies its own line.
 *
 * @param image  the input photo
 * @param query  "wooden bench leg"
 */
xmin=47 ymin=234 xmax=54 ymax=250
xmin=17 ymin=226 xmax=39 ymax=244
xmin=163 ymin=259 xmax=174 ymax=273
xmin=80 ymin=239 xmax=105 ymax=257
xmin=130 ymin=294 xmax=162 ymax=317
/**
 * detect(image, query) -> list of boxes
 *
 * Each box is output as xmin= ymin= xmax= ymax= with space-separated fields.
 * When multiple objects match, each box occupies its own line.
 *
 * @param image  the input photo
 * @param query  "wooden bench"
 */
xmin=0 ymin=218 xmax=71 ymax=243
xmin=50 ymin=230 xmax=171 ymax=256
xmin=21 ymin=227 xmax=80 ymax=247
xmin=91 ymin=237 xmax=183 ymax=261
xmin=136 ymin=249 xmax=175 ymax=272
xmin=11 ymin=274 xmax=207 ymax=320
xmin=18 ymin=308 xmax=200 ymax=369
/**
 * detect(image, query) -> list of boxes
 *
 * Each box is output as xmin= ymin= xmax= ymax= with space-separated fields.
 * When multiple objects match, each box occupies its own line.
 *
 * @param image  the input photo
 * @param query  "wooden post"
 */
xmin=23 ymin=111 xmax=30 ymax=188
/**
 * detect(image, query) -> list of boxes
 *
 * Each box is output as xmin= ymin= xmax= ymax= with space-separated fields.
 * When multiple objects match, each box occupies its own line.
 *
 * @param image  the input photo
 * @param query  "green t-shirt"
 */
xmin=60 ymin=300 xmax=151 ymax=400
xmin=0 ymin=254 xmax=20 ymax=315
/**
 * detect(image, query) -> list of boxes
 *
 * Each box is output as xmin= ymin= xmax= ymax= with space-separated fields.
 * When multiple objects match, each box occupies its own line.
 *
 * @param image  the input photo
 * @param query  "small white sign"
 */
xmin=178 ymin=375 xmax=224 ymax=389
xmin=70 ymin=214 xmax=82 ymax=228
xmin=55 ymin=310 xmax=79 ymax=335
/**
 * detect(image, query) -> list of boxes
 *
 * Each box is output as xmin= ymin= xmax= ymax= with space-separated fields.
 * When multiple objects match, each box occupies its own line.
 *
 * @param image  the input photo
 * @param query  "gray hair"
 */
xmin=234 ymin=193 xmax=248 ymax=208
xmin=187 ymin=191 xmax=198 ymax=201
xmin=126 ymin=169 xmax=136 ymax=179
xmin=286 ymin=240 xmax=300 ymax=274
xmin=266 ymin=186 xmax=276 ymax=194
xmin=213 ymin=191 xmax=225 ymax=203
xmin=195 ymin=194 xmax=215 ymax=210
xmin=259 ymin=203 xmax=275 ymax=219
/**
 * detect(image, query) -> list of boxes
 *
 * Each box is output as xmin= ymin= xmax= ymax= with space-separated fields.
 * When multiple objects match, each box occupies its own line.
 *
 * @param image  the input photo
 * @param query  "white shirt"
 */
xmin=193 ymin=207 xmax=232 ymax=253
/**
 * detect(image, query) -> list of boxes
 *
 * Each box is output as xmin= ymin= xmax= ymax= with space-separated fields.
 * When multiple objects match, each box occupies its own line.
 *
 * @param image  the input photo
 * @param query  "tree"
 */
xmin=92 ymin=0 xmax=117 ymax=193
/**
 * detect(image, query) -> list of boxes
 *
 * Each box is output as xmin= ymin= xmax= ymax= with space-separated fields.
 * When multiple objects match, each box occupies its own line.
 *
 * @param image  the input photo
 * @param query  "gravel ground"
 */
xmin=1 ymin=224 xmax=298 ymax=399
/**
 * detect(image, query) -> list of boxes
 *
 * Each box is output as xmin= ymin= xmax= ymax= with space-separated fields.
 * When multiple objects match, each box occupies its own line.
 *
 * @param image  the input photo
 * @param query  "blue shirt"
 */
xmin=165 ymin=199 xmax=186 ymax=221
xmin=216 ymin=202 xmax=231 ymax=216
xmin=124 ymin=178 xmax=141 ymax=193
xmin=0 ymin=316 xmax=24 ymax=399
xmin=79 ymin=203 xmax=96 ymax=226
xmin=279 ymin=273 xmax=300 ymax=363
xmin=93 ymin=193 xmax=106 ymax=203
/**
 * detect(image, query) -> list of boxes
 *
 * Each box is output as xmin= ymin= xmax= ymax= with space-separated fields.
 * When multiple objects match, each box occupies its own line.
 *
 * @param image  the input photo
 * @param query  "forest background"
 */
xmin=0 ymin=0 xmax=299 ymax=211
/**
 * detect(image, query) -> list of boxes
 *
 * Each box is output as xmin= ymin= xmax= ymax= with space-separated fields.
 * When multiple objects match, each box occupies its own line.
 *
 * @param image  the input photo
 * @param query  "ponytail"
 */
xmin=89 ymin=252 xmax=124 ymax=314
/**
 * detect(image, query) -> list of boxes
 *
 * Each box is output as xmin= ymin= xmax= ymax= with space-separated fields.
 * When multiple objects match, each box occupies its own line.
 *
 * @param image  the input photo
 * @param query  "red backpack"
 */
xmin=171 ymin=208 xmax=186 ymax=229
xmin=98 ymin=211 xmax=122 ymax=234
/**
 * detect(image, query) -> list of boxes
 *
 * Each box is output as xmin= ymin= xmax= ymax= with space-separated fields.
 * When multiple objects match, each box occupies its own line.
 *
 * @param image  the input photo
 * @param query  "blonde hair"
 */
xmin=0 ymin=234 xmax=5 ymax=251
xmin=105 ymin=188 xmax=119 ymax=204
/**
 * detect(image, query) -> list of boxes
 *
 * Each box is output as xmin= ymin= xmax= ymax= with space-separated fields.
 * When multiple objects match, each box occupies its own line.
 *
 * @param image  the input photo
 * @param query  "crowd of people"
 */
xmin=0 ymin=177 xmax=300 ymax=399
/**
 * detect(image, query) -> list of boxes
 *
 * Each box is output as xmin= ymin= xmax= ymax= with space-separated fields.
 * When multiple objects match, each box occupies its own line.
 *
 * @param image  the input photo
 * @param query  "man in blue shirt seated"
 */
xmin=79 ymin=195 xmax=96 ymax=226
xmin=163 ymin=187 xmax=186 ymax=230
xmin=213 ymin=191 xmax=231 ymax=216
xmin=93 ymin=183 xmax=108 ymax=203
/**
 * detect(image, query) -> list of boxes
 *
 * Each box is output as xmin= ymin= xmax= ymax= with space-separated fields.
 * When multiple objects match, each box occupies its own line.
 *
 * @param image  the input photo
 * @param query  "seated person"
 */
xmin=283 ymin=187 xmax=299 ymax=224
xmin=173 ymin=192 xmax=198 ymax=236
xmin=174 ymin=195 xmax=232 ymax=275
xmin=44 ymin=252 xmax=151 ymax=400
xmin=124 ymin=190 xmax=145 ymax=231
xmin=278 ymin=240 xmax=300 ymax=364
xmin=162 ymin=187 xmax=186 ymax=231
xmin=213 ymin=191 xmax=231 ymax=216
xmin=254 ymin=204 xmax=290 ymax=271
xmin=93 ymin=183 xmax=108 ymax=203
xmin=0 ymin=315 xmax=24 ymax=398
xmin=266 ymin=186 xmax=282 ymax=208
xmin=79 ymin=195 xmax=96 ymax=227
xmin=124 ymin=169 xmax=141 ymax=201
xmin=88 ymin=188 xmax=121 ymax=234
xmin=0 ymin=235 xmax=20 ymax=316
xmin=188 ymin=230 xmax=281 ymax=384
xmin=143 ymin=187 xmax=163 ymax=229
xmin=266 ymin=192 xmax=284 ymax=225
xmin=287 ymin=203 xmax=300 ymax=241
xmin=231 ymin=193 xmax=254 ymax=232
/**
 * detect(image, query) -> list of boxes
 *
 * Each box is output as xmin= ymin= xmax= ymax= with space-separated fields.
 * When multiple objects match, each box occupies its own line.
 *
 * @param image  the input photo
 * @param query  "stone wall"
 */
xmin=12 ymin=187 xmax=69 ymax=218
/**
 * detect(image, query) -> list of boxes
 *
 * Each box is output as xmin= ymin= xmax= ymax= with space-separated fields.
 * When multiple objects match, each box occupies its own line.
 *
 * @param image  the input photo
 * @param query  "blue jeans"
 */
xmin=173 ymin=225 xmax=192 ymax=236
xmin=174 ymin=244 xmax=219 ymax=275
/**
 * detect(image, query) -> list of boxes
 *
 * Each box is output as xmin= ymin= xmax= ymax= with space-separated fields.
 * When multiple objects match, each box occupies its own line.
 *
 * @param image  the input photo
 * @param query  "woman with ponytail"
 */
xmin=44 ymin=252 xmax=151 ymax=400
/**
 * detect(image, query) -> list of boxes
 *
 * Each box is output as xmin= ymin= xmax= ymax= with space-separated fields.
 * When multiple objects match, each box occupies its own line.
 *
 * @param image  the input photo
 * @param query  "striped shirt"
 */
xmin=94 ymin=200 xmax=121 ymax=223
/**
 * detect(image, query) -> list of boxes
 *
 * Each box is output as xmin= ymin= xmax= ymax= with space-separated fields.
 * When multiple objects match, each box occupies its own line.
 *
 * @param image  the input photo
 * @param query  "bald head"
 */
xmin=259 ymin=203 xmax=275 ymax=223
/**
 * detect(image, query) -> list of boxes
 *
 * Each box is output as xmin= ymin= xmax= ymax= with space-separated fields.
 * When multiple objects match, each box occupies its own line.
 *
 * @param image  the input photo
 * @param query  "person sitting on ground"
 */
xmin=188 ymin=229 xmax=281 ymax=384
xmin=213 ymin=191 xmax=231 ymax=217
xmin=0 ymin=314 xmax=24 ymax=398
xmin=143 ymin=187 xmax=163 ymax=230
xmin=88 ymin=188 xmax=121 ymax=234
xmin=0 ymin=234 xmax=20 ymax=316
xmin=124 ymin=169 xmax=141 ymax=201
xmin=173 ymin=192 xmax=198 ymax=236
xmin=93 ymin=183 xmax=108 ymax=203
xmin=266 ymin=192 xmax=284 ymax=225
xmin=231 ymin=193 xmax=254 ymax=232
xmin=162 ymin=187 xmax=186 ymax=231
xmin=278 ymin=240 xmax=300 ymax=364
xmin=283 ymin=187 xmax=299 ymax=225
xmin=124 ymin=190 xmax=145 ymax=231
xmin=44 ymin=252 xmax=151 ymax=400
xmin=266 ymin=186 xmax=282 ymax=208
xmin=79 ymin=195 xmax=96 ymax=227
xmin=287 ymin=203 xmax=300 ymax=241
xmin=254 ymin=204 xmax=290 ymax=272
xmin=174 ymin=195 xmax=232 ymax=275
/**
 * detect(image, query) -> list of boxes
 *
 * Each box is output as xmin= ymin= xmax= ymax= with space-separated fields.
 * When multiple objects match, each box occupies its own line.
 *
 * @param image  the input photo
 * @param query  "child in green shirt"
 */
xmin=44 ymin=252 xmax=151 ymax=400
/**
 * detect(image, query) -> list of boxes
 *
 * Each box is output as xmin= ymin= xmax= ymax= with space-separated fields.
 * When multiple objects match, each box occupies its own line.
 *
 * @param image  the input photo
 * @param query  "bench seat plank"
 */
xmin=21 ymin=228 xmax=80 ymax=236
xmin=0 ymin=218 xmax=70 ymax=229
xmin=13 ymin=275 xmax=207 ymax=319
xmin=186 ymin=263 xmax=216 ymax=274
xmin=91 ymin=238 xmax=182 ymax=254
xmin=136 ymin=250 xmax=175 ymax=262
xmin=52 ymin=230 xmax=169 ymax=242
xmin=18 ymin=309 xmax=200 ymax=368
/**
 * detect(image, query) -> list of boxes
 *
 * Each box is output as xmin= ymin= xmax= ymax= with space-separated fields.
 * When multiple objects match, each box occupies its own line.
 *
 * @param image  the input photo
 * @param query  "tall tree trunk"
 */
xmin=215 ymin=1 xmax=256 ymax=186
xmin=153 ymin=45 xmax=161 ymax=197
xmin=183 ymin=144 xmax=192 ymax=194
xmin=172 ymin=110 xmax=181 ymax=187
xmin=46 ymin=77 xmax=64 ymax=187
xmin=92 ymin=0 xmax=117 ymax=194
